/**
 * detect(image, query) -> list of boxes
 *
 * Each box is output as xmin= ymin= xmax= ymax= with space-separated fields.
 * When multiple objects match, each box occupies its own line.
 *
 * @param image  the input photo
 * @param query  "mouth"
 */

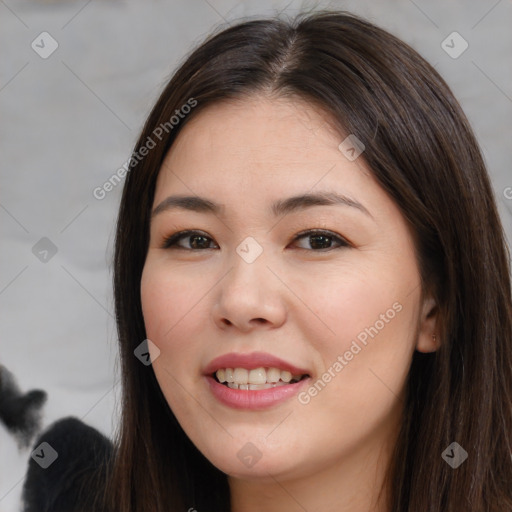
xmin=212 ymin=367 xmax=310 ymax=390
xmin=203 ymin=351 xmax=311 ymax=409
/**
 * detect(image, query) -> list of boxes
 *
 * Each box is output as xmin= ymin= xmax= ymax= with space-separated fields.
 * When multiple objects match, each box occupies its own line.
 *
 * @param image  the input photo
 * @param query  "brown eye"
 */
xmin=161 ymin=229 xmax=350 ymax=252
xmin=291 ymin=230 xmax=350 ymax=251
xmin=162 ymin=230 xmax=218 ymax=250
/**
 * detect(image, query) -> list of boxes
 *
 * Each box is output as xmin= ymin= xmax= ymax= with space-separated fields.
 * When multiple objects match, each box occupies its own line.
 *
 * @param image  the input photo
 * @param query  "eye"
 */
xmin=290 ymin=229 xmax=350 ymax=251
xmin=162 ymin=230 xmax=218 ymax=250
xmin=161 ymin=229 xmax=350 ymax=251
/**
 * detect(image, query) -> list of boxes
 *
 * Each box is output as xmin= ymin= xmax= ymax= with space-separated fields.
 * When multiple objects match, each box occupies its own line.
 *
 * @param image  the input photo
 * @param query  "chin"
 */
xmin=200 ymin=441 xmax=305 ymax=481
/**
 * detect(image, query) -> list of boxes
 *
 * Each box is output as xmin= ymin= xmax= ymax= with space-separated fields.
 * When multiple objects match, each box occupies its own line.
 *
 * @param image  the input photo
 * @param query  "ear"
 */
xmin=416 ymin=295 xmax=440 ymax=353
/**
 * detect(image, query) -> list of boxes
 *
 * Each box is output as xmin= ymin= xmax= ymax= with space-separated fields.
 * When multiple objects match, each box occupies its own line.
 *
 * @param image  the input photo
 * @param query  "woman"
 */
xmin=90 ymin=10 xmax=512 ymax=512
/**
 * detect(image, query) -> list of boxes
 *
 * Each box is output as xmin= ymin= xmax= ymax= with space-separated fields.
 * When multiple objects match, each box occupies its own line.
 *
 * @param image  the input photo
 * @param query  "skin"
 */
xmin=140 ymin=94 xmax=439 ymax=512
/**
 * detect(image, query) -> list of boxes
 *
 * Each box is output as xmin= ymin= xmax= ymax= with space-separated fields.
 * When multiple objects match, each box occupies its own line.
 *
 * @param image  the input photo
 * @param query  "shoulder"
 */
xmin=22 ymin=416 xmax=113 ymax=512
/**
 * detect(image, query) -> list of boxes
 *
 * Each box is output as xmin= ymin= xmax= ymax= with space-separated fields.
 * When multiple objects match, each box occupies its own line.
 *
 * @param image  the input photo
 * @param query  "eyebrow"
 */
xmin=151 ymin=191 xmax=372 ymax=219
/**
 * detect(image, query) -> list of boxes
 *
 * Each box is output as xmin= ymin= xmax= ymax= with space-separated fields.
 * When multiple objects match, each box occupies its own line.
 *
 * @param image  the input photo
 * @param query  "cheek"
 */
xmin=299 ymin=262 xmax=419 ymax=395
xmin=140 ymin=268 xmax=169 ymax=341
xmin=140 ymin=259 xmax=222 ymax=377
xmin=140 ymin=263 xmax=198 ymax=373
xmin=140 ymin=263 xmax=205 ymax=408
xmin=292 ymin=279 xmax=416 ymax=451
xmin=141 ymin=261 xmax=196 ymax=339
xmin=297 ymin=264 xmax=414 ymax=342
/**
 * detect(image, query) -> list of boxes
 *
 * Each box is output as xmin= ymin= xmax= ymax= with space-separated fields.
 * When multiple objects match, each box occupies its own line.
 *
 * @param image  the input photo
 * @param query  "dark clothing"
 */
xmin=22 ymin=417 xmax=113 ymax=512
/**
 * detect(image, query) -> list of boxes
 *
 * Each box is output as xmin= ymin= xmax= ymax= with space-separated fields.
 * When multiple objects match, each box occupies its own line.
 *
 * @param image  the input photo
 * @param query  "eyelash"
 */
xmin=161 ymin=229 xmax=350 ymax=252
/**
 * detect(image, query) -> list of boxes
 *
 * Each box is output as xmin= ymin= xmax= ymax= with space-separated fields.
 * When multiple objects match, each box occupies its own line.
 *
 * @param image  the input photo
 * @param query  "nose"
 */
xmin=211 ymin=249 xmax=287 ymax=332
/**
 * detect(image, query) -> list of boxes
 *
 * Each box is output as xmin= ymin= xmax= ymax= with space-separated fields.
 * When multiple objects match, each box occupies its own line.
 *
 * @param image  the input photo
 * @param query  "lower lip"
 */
xmin=205 ymin=376 xmax=310 ymax=410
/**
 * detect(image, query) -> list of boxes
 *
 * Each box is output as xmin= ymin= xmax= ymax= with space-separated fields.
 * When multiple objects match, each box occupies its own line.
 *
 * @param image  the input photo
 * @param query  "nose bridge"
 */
xmin=213 ymin=236 xmax=285 ymax=329
xmin=225 ymin=235 xmax=268 ymax=294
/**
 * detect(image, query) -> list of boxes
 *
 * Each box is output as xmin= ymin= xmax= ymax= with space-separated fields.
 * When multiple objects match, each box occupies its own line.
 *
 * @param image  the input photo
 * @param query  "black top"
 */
xmin=22 ymin=416 xmax=113 ymax=512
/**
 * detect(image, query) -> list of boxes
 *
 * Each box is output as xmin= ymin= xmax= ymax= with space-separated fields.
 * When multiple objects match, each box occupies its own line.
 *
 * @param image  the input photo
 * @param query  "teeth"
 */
xmin=248 ymin=383 xmax=268 ymax=390
xmin=224 ymin=381 xmax=293 ymax=390
xmin=233 ymin=368 xmax=248 ymax=384
xmin=215 ymin=367 xmax=306 ymax=387
xmin=267 ymin=367 xmax=281 ymax=383
xmin=281 ymin=370 xmax=292 ymax=383
xmin=248 ymin=368 xmax=266 ymax=384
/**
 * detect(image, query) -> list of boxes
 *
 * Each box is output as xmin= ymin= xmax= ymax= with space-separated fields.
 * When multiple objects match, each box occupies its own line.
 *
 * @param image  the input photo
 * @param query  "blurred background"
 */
xmin=1 ymin=0 xmax=511 ymax=510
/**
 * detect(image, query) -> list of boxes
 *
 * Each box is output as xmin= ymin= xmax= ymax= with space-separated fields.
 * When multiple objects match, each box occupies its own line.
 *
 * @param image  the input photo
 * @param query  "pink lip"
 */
xmin=203 ymin=351 xmax=311 ymax=410
xmin=205 ymin=375 xmax=311 ymax=410
xmin=203 ymin=351 xmax=310 ymax=376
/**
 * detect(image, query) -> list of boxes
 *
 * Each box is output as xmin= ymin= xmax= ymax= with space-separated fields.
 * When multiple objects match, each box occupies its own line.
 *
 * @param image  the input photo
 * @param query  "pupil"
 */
xmin=191 ymin=235 xmax=209 ymax=249
xmin=310 ymin=234 xmax=331 ymax=249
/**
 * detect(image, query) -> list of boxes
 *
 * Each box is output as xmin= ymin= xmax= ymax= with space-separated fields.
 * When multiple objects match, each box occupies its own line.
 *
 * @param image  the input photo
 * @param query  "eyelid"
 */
xmin=161 ymin=229 xmax=351 ymax=250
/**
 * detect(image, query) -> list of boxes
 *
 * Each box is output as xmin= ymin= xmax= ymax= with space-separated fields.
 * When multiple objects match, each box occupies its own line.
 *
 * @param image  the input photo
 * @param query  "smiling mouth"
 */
xmin=213 ymin=367 xmax=310 ymax=390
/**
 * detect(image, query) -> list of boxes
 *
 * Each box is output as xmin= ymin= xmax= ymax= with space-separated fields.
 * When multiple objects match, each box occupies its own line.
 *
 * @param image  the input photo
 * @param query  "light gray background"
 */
xmin=1 ymin=1 xmax=511 ymax=510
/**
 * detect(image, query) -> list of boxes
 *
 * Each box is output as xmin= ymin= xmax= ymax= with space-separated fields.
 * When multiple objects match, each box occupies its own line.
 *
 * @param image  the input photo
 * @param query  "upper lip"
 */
xmin=203 ymin=351 xmax=310 ymax=376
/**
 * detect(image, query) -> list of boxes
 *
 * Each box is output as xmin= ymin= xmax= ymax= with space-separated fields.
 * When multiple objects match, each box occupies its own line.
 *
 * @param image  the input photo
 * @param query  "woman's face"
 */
xmin=140 ymin=95 xmax=437 ymax=483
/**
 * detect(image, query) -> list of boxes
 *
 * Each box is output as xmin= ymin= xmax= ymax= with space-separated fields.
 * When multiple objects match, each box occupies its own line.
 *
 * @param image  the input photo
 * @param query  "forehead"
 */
xmin=155 ymin=94 xmax=371 ymax=193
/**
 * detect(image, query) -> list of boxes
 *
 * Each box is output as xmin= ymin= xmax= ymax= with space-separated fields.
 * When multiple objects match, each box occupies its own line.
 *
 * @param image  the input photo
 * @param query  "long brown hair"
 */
xmin=93 ymin=10 xmax=512 ymax=512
